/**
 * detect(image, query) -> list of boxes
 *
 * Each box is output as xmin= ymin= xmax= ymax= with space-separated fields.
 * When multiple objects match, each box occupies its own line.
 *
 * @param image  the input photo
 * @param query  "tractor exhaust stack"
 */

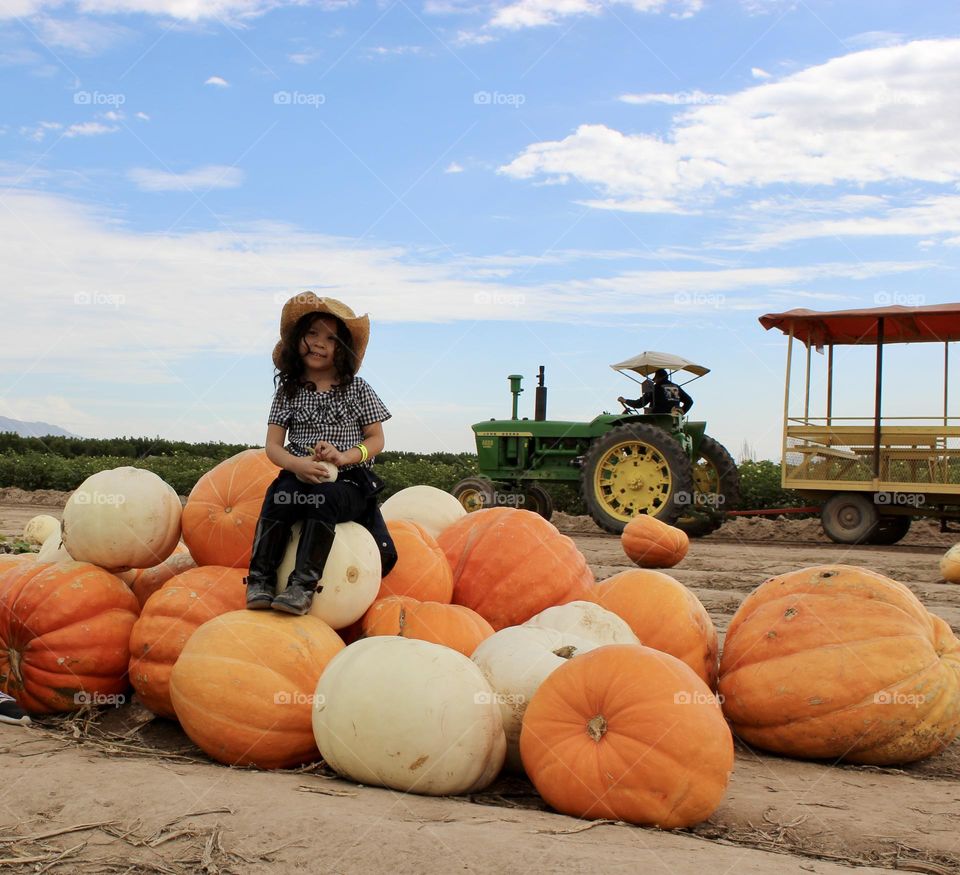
xmin=508 ymin=374 xmax=524 ymax=420
xmin=535 ymin=365 xmax=547 ymax=421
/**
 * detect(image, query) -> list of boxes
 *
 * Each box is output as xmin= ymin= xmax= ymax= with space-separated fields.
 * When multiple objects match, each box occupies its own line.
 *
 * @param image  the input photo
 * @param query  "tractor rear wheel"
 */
xmin=580 ymin=423 xmax=694 ymax=534
xmin=451 ymin=477 xmax=496 ymax=513
xmin=868 ymin=514 xmax=911 ymax=545
xmin=522 ymin=484 xmax=554 ymax=522
xmin=675 ymin=436 xmax=741 ymax=538
xmin=821 ymin=492 xmax=879 ymax=544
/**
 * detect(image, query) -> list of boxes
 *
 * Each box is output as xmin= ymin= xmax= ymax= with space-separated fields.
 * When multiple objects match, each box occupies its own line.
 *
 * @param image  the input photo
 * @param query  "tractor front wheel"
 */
xmin=521 ymin=484 xmax=554 ymax=521
xmin=580 ymin=423 xmax=694 ymax=534
xmin=451 ymin=477 xmax=496 ymax=513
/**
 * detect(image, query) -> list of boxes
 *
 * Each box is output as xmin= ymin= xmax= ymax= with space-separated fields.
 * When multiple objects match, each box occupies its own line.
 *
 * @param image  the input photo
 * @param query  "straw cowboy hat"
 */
xmin=272 ymin=293 xmax=370 ymax=371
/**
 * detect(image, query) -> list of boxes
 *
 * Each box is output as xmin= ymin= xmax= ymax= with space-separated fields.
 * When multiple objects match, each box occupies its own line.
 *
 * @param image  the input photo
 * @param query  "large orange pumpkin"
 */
xmin=620 ymin=515 xmax=688 ymax=568
xmin=128 ymin=566 xmax=246 ymax=719
xmin=169 ymin=610 xmax=343 ymax=768
xmin=119 ymin=543 xmax=197 ymax=610
xmin=438 ymin=508 xmax=594 ymax=630
xmin=181 ymin=449 xmax=280 ymax=568
xmin=361 ymin=595 xmax=494 ymax=657
xmin=719 ymin=564 xmax=960 ymax=765
xmin=520 ymin=644 xmax=733 ymax=828
xmin=378 ymin=520 xmax=453 ymax=603
xmin=0 ymin=561 xmax=140 ymax=714
xmin=592 ymin=569 xmax=718 ymax=688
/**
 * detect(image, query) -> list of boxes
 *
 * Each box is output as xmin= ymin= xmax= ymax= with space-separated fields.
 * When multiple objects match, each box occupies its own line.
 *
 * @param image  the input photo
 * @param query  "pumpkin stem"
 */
xmin=553 ymin=645 xmax=578 ymax=659
xmin=397 ymin=606 xmax=406 ymax=636
xmin=586 ymin=714 xmax=607 ymax=742
xmin=8 ymin=647 xmax=23 ymax=686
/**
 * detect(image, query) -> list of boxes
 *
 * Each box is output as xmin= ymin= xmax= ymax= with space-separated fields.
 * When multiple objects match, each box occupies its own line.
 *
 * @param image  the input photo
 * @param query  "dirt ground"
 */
xmin=2 ymin=494 xmax=960 ymax=873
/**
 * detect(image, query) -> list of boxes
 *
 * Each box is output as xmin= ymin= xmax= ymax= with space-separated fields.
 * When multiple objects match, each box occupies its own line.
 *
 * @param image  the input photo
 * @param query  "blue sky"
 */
xmin=1 ymin=0 xmax=959 ymax=460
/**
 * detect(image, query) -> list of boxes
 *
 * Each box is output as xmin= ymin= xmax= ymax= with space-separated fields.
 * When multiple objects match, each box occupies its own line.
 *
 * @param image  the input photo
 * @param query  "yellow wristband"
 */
xmin=355 ymin=443 xmax=369 ymax=463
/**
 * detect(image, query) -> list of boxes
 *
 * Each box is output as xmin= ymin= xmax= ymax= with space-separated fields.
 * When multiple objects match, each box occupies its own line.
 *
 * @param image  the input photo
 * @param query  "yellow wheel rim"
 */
xmin=592 ymin=440 xmax=672 ymax=521
xmin=692 ymin=455 xmax=720 ymax=499
xmin=458 ymin=488 xmax=486 ymax=513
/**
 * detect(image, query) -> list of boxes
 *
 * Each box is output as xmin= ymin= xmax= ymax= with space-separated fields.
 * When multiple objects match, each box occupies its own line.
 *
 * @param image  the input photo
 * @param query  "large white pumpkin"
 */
xmin=23 ymin=514 xmax=60 ymax=546
xmin=472 ymin=625 xmax=599 ymax=771
xmin=942 ymin=544 xmax=960 ymax=584
xmin=523 ymin=600 xmax=641 ymax=646
xmin=380 ymin=485 xmax=466 ymax=540
xmin=314 ymin=637 xmax=506 ymax=794
xmin=37 ymin=530 xmax=72 ymax=563
xmin=62 ymin=467 xmax=182 ymax=571
xmin=276 ymin=521 xmax=380 ymax=629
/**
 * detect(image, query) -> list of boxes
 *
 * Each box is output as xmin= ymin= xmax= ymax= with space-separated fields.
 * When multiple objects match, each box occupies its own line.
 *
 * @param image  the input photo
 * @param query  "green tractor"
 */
xmin=451 ymin=352 xmax=740 ymax=536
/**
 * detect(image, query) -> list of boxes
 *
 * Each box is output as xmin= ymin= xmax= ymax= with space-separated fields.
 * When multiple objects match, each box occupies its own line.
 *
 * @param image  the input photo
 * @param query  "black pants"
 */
xmin=257 ymin=467 xmax=398 ymax=576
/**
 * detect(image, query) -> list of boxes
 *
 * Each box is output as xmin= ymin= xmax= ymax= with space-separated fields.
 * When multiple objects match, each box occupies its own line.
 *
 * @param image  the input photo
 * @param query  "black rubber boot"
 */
xmin=244 ymin=517 xmax=292 ymax=610
xmin=271 ymin=518 xmax=336 ymax=616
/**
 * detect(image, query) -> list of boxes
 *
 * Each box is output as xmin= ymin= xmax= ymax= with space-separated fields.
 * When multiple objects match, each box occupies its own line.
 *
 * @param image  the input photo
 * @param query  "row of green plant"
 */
xmin=0 ymin=444 xmax=804 ymax=513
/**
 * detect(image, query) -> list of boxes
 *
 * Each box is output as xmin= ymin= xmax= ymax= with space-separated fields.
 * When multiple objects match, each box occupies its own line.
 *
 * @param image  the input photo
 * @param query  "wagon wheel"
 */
xmin=675 ymin=436 xmax=741 ymax=538
xmin=580 ymin=423 xmax=693 ymax=535
xmin=451 ymin=477 xmax=496 ymax=513
xmin=521 ymin=484 xmax=554 ymax=522
xmin=821 ymin=493 xmax=879 ymax=544
xmin=868 ymin=514 xmax=911 ymax=545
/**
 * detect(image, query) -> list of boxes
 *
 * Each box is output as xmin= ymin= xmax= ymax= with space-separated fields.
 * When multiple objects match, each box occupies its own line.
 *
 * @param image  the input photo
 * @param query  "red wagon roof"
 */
xmin=759 ymin=303 xmax=960 ymax=346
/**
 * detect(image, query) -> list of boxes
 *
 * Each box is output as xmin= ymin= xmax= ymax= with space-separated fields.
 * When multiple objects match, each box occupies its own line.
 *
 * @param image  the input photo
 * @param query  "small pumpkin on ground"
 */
xmin=520 ymin=643 xmax=733 ymax=828
xmin=941 ymin=544 xmax=960 ymax=584
xmin=620 ymin=514 xmax=689 ymax=569
xmin=591 ymin=569 xmax=718 ymax=688
xmin=719 ymin=564 xmax=960 ymax=765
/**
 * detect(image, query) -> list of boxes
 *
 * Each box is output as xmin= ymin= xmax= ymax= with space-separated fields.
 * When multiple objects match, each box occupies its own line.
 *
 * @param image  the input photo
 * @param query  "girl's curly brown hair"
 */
xmin=274 ymin=312 xmax=357 ymax=400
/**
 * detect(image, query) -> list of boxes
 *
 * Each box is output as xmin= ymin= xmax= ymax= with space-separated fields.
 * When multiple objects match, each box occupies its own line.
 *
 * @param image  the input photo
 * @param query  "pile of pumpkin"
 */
xmin=2 ymin=449 xmax=960 ymax=832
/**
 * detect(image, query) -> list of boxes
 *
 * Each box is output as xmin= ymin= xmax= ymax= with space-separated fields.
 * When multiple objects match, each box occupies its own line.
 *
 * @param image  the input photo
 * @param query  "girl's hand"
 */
xmin=312 ymin=440 xmax=346 ymax=467
xmin=291 ymin=456 xmax=336 ymax=484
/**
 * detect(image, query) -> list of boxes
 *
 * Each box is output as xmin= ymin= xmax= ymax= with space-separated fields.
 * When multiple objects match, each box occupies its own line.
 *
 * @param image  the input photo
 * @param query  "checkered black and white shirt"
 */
xmin=267 ymin=377 xmax=391 ymax=469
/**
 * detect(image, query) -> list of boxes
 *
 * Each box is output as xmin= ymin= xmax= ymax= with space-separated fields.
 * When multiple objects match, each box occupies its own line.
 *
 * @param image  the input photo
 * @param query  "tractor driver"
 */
xmin=618 ymin=369 xmax=693 ymax=415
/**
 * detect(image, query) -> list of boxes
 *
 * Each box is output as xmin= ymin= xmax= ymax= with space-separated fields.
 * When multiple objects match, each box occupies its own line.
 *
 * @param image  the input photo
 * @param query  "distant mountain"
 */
xmin=0 ymin=416 xmax=82 ymax=438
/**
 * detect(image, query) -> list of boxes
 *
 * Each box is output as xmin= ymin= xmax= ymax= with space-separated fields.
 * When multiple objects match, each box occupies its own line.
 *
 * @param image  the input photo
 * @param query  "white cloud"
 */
xmin=20 ymin=121 xmax=63 ymax=142
xmin=366 ymin=44 xmax=422 ymax=57
xmin=64 ymin=120 xmax=118 ymax=136
xmin=204 ymin=75 xmax=229 ymax=87
xmin=500 ymin=39 xmax=960 ymax=212
xmin=135 ymin=111 xmax=150 ymax=120
xmin=0 ymin=0 xmax=341 ymax=22
xmin=128 ymin=164 xmax=245 ymax=191
xmin=619 ymin=90 xmax=723 ymax=106
xmin=489 ymin=0 xmax=700 ymax=28
xmin=288 ymin=49 xmax=321 ymax=64
xmin=847 ymin=31 xmax=904 ymax=49
xmin=444 ymin=162 xmax=464 ymax=174
xmin=102 ymin=109 xmax=124 ymax=120
xmin=32 ymin=14 xmax=129 ymax=54
xmin=750 ymin=66 xmax=770 ymax=79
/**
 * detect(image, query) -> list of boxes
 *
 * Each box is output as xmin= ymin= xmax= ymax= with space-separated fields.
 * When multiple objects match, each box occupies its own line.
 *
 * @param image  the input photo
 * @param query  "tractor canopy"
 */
xmin=610 ymin=351 xmax=710 ymax=378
